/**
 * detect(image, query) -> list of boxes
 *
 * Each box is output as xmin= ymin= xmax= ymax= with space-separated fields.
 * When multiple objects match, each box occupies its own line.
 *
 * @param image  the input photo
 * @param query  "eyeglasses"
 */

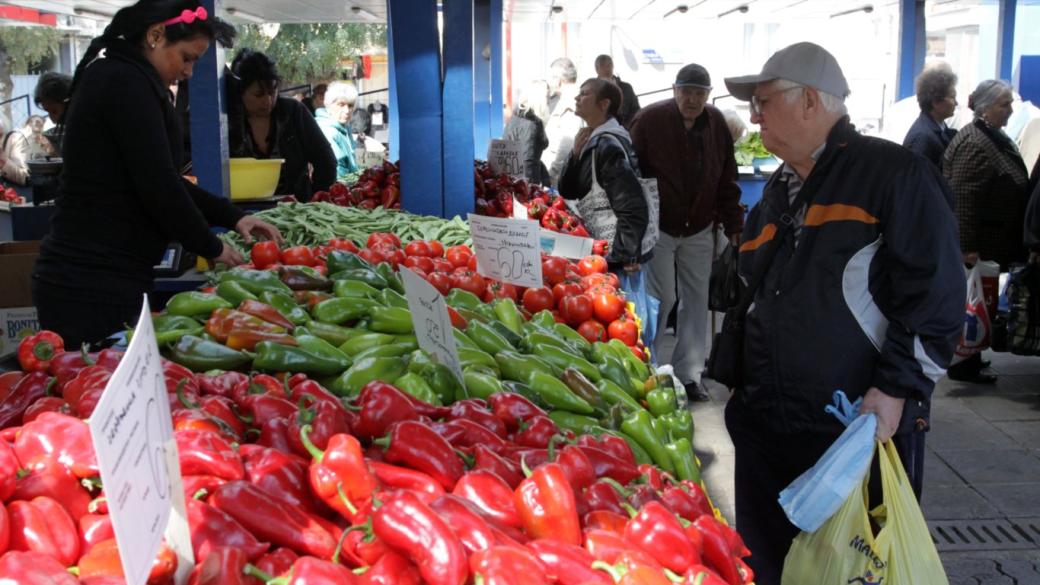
xmin=750 ymin=86 xmax=803 ymax=116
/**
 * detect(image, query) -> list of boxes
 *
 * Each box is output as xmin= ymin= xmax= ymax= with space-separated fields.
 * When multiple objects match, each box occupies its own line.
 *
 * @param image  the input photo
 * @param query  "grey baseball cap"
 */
xmin=724 ymin=42 xmax=850 ymax=101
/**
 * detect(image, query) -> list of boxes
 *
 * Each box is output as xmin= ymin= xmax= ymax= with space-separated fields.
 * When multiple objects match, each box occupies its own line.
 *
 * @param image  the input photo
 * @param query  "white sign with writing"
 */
xmin=89 ymin=298 xmax=193 ymax=585
xmin=468 ymin=214 xmax=543 ymax=288
xmin=400 ymin=269 xmax=464 ymax=386
xmin=539 ymin=229 xmax=594 ymax=259
xmin=487 ymin=139 xmax=524 ymax=178
xmin=512 ymin=196 xmax=528 ymax=220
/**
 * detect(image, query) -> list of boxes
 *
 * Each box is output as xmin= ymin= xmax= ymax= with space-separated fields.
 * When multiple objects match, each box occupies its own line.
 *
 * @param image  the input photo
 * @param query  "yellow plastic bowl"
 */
xmin=229 ymin=158 xmax=284 ymax=200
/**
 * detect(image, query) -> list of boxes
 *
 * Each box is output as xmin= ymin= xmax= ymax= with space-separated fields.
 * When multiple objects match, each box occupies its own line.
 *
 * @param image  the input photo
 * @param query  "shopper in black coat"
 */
xmin=503 ymin=80 xmax=551 ymax=185
xmin=32 ymin=0 xmax=281 ymax=347
xmin=903 ymin=64 xmax=958 ymax=169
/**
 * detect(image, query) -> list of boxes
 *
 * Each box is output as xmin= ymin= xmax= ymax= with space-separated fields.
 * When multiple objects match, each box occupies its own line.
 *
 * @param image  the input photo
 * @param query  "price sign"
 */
xmin=400 ymin=269 xmax=464 ymax=385
xmin=512 ymin=195 xmax=528 ymax=220
xmin=487 ymin=139 xmax=524 ymax=177
xmin=89 ymin=298 xmax=193 ymax=585
xmin=468 ymin=214 xmax=543 ymax=288
xmin=539 ymin=229 xmax=594 ymax=259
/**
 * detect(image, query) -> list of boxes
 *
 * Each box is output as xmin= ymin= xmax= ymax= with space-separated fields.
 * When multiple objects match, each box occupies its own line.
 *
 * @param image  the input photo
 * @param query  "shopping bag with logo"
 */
xmin=781 ymin=441 xmax=948 ymax=585
xmin=618 ymin=269 xmax=660 ymax=357
xmin=951 ymin=263 xmax=992 ymax=365
xmin=976 ymin=260 xmax=1000 ymax=318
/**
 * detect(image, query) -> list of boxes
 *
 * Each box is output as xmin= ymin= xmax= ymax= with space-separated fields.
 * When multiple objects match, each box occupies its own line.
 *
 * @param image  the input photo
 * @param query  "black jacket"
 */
xmin=615 ymin=76 xmax=640 ymax=128
xmin=902 ymin=111 xmax=955 ymax=169
xmin=1026 ymin=179 xmax=1040 ymax=253
xmin=558 ymin=123 xmax=650 ymax=266
xmin=503 ymin=108 xmax=550 ymax=185
xmin=229 ymin=96 xmax=336 ymax=202
xmin=34 ymin=41 xmax=244 ymax=301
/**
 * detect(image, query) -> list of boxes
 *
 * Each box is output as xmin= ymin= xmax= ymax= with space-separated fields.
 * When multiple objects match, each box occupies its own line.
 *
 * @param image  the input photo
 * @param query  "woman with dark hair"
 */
xmin=33 ymin=72 xmax=72 ymax=153
xmin=903 ymin=63 xmax=958 ymax=168
xmin=558 ymin=78 xmax=650 ymax=271
xmin=228 ymin=49 xmax=336 ymax=201
xmin=32 ymin=0 xmax=282 ymax=347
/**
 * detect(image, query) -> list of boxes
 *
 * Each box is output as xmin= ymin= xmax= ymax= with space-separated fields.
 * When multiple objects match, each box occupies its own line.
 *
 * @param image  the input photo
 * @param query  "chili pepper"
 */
xmin=426 ymin=494 xmax=498 ymax=555
xmin=256 ymin=555 xmax=359 ymax=584
xmin=340 ymin=332 xmax=396 ymax=356
xmin=413 ymin=362 xmax=459 ymax=406
xmin=166 ymin=291 xmax=233 ymax=318
xmin=490 ymin=298 xmax=522 ymax=335
xmin=181 ymin=392 xmax=247 ymax=438
xmin=527 ymin=371 xmax=595 ymax=415
xmin=357 ymin=550 xmax=423 ymax=585
xmin=620 ymin=410 xmax=675 ymax=474
xmin=10 ymin=460 xmax=90 ymax=520
xmin=450 ymin=469 xmax=522 ymax=529
xmin=469 ymin=545 xmax=548 ymax=585
xmin=596 ymin=355 xmax=640 ymax=399
xmin=546 ymin=411 xmax=599 ymax=436
xmin=353 ymin=342 xmax=416 ymax=362
xmin=584 ymin=480 xmax=629 ymax=516
xmin=260 ymin=291 xmax=311 ymax=326
xmin=371 ymin=490 xmax=468 ymax=585
xmin=7 ymin=496 xmax=80 ymax=566
xmin=536 ymin=345 xmax=601 ymax=382
xmin=205 ymin=309 xmax=285 ymax=344
xmin=692 ymin=515 xmax=742 ymax=585
xmin=445 ymin=287 xmax=483 ymax=310
xmin=150 ymin=313 xmax=205 ymax=346
xmin=168 ymin=335 xmax=252 ymax=372
xmin=368 ymin=460 xmax=445 ymax=503
xmin=238 ymin=299 xmax=296 ymax=330
xmin=210 ymin=481 xmax=335 ymax=559
xmin=330 ymin=356 xmax=408 ymax=397
xmin=0 ymin=550 xmax=79 ymax=584
xmin=575 ymin=445 xmax=640 ymax=486
xmin=583 ymin=510 xmax=629 ymax=535
xmin=583 ymin=528 xmax=662 ymax=569
xmin=57 ymin=365 xmax=109 ymax=418
xmin=0 ymin=372 xmax=55 ymax=428
xmin=502 ymin=446 xmax=552 ymax=471
xmin=215 ymin=279 xmax=258 ymax=307
xmin=464 ymin=320 xmax=512 ymax=354
xmin=287 ymin=398 xmax=351 ymax=457
xmin=330 ymin=266 xmax=390 ymax=289
xmin=622 ymin=500 xmax=698 ymax=573
xmin=491 ymin=351 xmax=551 ymax=384
xmin=554 ymin=444 xmax=596 ymax=491
xmin=513 ymin=461 xmax=581 ymax=545
xmin=253 ymin=547 xmax=297 ymax=580
xmin=374 ymin=420 xmax=465 ymax=490
xmin=376 ymin=288 xmax=407 ymax=310
xmin=526 ymin=538 xmax=613 ymax=585
xmin=512 ymin=415 xmax=559 ymax=449
xmin=77 ymin=513 xmax=114 ymax=553
xmin=173 ymin=408 xmax=235 ymax=439
xmin=487 ymin=393 xmax=546 ymax=432
xmin=300 ymin=321 xmax=357 ymax=347
xmin=43 ymin=350 xmax=85 ymax=387
xmin=174 ymin=429 xmax=244 ymax=480
xmin=390 ymin=372 xmax=439 ymax=406
xmin=472 ymin=444 xmax=524 ymax=488
xmin=576 ymin=433 xmax=636 ymax=467
xmin=300 ymin=427 xmax=377 ymax=520
xmin=14 ymin=411 xmax=98 ymax=478
xmin=187 ymin=546 xmax=252 ymax=585
xmin=234 ymin=372 xmax=286 ymax=402
xmin=218 ymin=267 xmax=294 ymax=296
xmin=665 ymin=438 xmax=701 ymax=483
xmin=628 ymin=483 xmax=664 ymax=510
xmin=181 ymin=474 xmax=226 ymax=500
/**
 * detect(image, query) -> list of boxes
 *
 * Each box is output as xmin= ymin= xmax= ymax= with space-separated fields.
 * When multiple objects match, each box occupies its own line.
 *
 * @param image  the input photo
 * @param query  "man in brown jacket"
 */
xmin=630 ymin=63 xmax=743 ymax=400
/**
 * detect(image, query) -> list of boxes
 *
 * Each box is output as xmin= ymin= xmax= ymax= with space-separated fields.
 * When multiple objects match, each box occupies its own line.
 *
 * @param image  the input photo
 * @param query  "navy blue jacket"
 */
xmin=902 ymin=111 xmax=955 ymax=169
xmin=738 ymin=119 xmax=964 ymax=435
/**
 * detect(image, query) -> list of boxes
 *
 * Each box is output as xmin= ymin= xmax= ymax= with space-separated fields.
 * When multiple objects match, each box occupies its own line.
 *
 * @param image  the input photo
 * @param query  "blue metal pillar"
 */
xmin=473 ymin=0 xmax=491 ymax=159
xmin=387 ymin=5 xmax=399 ymax=162
xmin=997 ymin=0 xmax=1017 ymax=81
xmin=896 ymin=0 xmax=926 ymax=100
xmin=489 ymin=0 xmax=504 ymax=139
xmin=442 ymin=0 xmax=476 ymax=219
xmin=388 ymin=0 xmax=444 ymax=217
xmin=189 ymin=0 xmax=229 ymax=196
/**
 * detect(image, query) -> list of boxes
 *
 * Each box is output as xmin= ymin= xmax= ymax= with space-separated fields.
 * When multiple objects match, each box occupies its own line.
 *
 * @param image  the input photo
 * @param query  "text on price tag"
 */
xmin=487 ymin=139 xmax=524 ymax=178
xmin=400 ymin=269 xmax=464 ymax=386
xmin=468 ymin=214 xmax=543 ymax=288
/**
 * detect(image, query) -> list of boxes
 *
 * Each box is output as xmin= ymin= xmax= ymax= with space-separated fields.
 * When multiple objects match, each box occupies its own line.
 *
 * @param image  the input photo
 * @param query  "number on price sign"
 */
xmin=468 ymin=214 xmax=543 ymax=288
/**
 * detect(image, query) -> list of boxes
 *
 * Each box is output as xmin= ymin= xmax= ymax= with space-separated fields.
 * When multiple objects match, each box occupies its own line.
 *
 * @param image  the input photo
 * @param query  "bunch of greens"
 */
xmin=734 ymin=132 xmax=773 ymax=166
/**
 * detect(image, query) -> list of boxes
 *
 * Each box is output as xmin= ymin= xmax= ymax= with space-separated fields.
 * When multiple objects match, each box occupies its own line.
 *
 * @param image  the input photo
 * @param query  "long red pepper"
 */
xmin=6 ymin=496 xmax=80 ymax=566
xmin=584 ymin=479 xmax=629 ymax=516
xmin=372 ymin=490 xmax=468 ymax=585
xmin=583 ymin=510 xmax=629 ymax=536
xmin=368 ymin=461 xmax=446 ymax=503
xmin=0 ymin=550 xmax=79 ymax=584
xmin=239 ymin=394 xmax=298 ymax=427
xmin=352 ymin=382 xmax=422 ymax=440
xmin=0 ymin=372 xmax=55 ymax=430
xmin=78 ymin=513 xmax=114 ymax=553
xmin=487 ymin=392 xmax=546 ymax=432
xmin=239 ymin=444 xmax=319 ymax=513
xmin=591 ymin=551 xmax=673 ymax=585
xmin=253 ymin=547 xmax=298 ymax=580
xmin=583 ymin=528 xmax=661 ymax=568
xmin=210 ymin=481 xmax=336 ymax=559
xmin=526 ymin=538 xmax=613 ymax=585
xmin=375 ymin=420 xmax=465 ymax=490
xmin=187 ymin=546 xmax=254 ymax=585
xmin=514 ymin=462 xmax=581 ymax=545
xmin=662 ymin=485 xmax=714 ymax=523
xmin=174 ymin=429 xmax=245 ymax=480
xmin=262 ymin=556 xmax=361 ymax=585
xmin=432 ymin=419 xmax=510 ymax=452
xmin=511 ymin=415 xmax=558 ymax=448
xmin=10 ymin=460 xmax=91 ymax=520
xmin=196 ymin=371 xmax=250 ymax=399
xmin=429 ymin=494 xmax=498 ymax=555
xmin=0 ymin=441 xmax=18 ymax=501
xmin=576 ymin=434 xmax=637 ymax=467
xmin=623 ymin=501 xmax=699 ymax=573
xmin=287 ymin=399 xmax=351 ymax=457
xmin=693 ymin=515 xmax=743 ymax=585
xmin=301 ymin=427 xmax=378 ymax=520
xmin=448 ymin=399 xmax=508 ymax=437
xmin=21 ymin=397 xmax=71 ymax=424
xmin=186 ymin=497 xmax=270 ymax=563
xmin=356 ymin=550 xmax=423 ymax=585
xmin=575 ymin=445 xmax=640 ymax=486
xmin=472 ymin=444 xmax=524 ymax=489
xmin=453 ymin=470 xmax=522 ymax=529
xmin=555 ymin=445 xmax=596 ymax=491
xmin=469 ymin=545 xmax=549 ymax=585
xmin=76 ymin=538 xmax=178 ymax=583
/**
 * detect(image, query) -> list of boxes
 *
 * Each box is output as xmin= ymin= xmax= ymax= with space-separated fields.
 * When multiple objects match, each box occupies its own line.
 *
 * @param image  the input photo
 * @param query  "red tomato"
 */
xmin=577 ymin=255 xmax=608 ymax=276
xmin=327 ymin=238 xmax=359 ymax=253
xmin=281 ymin=246 xmax=317 ymax=266
xmin=630 ymin=345 xmax=647 ymax=362
xmin=385 ymin=249 xmax=407 ymax=268
xmin=551 ymin=310 xmax=566 ymax=323
xmin=552 ymin=282 xmax=583 ymax=307
xmin=428 ymin=240 xmax=445 ymax=258
xmin=559 ymin=294 xmax=594 ymax=327
xmin=577 ymin=320 xmax=608 ymax=343
xmin=485 ymin=281 xmax=519 ymax=302
xmin=581 ymin=273 xmax=612 ymax=291
xmin=608 ymin=317 xmax=639 ymax=346
xmin=522 ymin=286 xmax=555 ymax=313
xmin=450 ymin=270 xmax=487 ymax=298
xmin=250 ymin=241 xmax=280 ymax=269
xmin=427 ymin=272 xmax=452 ymax=295
xmin=359 ymin=247 xmax=386 ymax=265
xmin=367 ymin=232 xmax=401 ymax=249
xmin=403 ymin=256 xmax=435 ymax=274
xmin=405 ymin=240 xmax=434 ymax=257
xmin=446 ymin=245 xmax=474 ymax=269
xmin=431 ymin=258 xmax=454 ymax=274
xmin=467 ymin=254 xmax=479 ymax=271
xmin=593 ymin=291 xmax=626 ymax=324
xmin=541 ymin=256 xmax=570 ymax=286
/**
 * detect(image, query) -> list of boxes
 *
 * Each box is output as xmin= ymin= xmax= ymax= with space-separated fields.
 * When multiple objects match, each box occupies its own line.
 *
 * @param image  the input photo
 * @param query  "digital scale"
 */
xmin=153 ymin=243 xmax=196 ymax=278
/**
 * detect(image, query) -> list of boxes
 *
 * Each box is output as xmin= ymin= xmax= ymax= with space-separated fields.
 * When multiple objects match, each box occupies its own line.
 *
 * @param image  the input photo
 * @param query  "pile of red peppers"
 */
xmin=0 ymin=331 xmax=752 ymax=585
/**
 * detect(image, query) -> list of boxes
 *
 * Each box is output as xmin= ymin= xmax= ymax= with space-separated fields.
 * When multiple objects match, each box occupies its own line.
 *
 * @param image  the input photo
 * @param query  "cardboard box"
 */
xmin=0 ymin=241 xmax=41 ymax=356
xmin=0 ymin=306 xmax=39 ymax=356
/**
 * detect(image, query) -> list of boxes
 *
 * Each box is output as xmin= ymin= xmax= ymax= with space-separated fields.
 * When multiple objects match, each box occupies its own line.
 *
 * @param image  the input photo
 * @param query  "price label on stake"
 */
xmin=487 ymin=139 xmax=524 ymax=177
xmin=88 ymin=297 xmax=193 ymax=585
xmin=539 ymin=229 xmax=594 ymax=259
xmin=400 ymin=269 xmax=465 ymax=386
xmin=468 ymin=213 xmax=543 ymax=288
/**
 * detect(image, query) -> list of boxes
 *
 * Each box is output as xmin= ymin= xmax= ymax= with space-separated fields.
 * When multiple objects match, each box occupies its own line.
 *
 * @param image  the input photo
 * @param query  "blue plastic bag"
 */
xmin=618 ymin=270 xmax=660 ymax=361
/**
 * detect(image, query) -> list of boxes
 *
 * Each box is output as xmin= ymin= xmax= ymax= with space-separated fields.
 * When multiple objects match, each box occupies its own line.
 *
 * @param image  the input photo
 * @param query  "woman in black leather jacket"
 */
xmin=558 ymin=78 xmax=649 ymax=271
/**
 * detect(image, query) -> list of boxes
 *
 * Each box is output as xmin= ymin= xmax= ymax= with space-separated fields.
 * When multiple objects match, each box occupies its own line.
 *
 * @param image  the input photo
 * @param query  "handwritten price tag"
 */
xmin=487 ymin=139 xmax=524 ymax=178
xmin=400 ymin=269 xmax=464 ymax=386
xmin=468 ymin=214 xmax=543 ymax=289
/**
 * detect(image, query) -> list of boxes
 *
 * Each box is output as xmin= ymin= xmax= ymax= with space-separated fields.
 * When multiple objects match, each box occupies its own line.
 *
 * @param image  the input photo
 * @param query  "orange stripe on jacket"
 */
xmin=740 ymin=224 xmax=777 ymax=252
xmin=804 ymin=204 xmax=878 ymax=227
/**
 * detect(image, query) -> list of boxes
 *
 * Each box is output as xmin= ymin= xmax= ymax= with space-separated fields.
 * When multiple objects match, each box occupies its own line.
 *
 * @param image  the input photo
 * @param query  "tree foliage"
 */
xmin=233 ymin=23 xmax=386 ymax=86
xmin=0 ymin=26 xmax=62 ymax=73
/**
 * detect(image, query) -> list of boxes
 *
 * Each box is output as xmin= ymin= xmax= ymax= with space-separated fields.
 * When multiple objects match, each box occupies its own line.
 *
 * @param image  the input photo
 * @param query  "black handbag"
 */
xmin=709 ymin=245 xmax=742 ymax=312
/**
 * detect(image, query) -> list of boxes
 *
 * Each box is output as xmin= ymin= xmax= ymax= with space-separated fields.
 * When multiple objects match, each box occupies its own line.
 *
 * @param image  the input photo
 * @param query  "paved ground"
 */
xmin=658 ymin=334 xmax=1040 ymax=584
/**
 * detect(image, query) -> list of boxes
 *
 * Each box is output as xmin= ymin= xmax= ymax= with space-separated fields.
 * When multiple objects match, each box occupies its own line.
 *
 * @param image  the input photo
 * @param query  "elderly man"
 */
xmin=630 ymin=64 xmax=743 ymax=401
xmin=722 ymin=42 xmax=963 ymax=583
xmin=315 ymin=81 xmax=360 ymax=178
xmin=542 ymin=58 xmax=582 ymax=186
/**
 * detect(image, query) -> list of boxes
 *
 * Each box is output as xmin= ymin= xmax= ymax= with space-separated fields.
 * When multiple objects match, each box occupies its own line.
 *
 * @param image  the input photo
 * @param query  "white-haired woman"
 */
xmin=316 ymin=81 xmax=360 ymax=177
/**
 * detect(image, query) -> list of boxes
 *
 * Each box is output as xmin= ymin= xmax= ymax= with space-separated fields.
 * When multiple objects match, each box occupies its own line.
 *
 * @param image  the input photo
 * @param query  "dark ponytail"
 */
xmin=71 ymin=0 xmax=236 ymax=95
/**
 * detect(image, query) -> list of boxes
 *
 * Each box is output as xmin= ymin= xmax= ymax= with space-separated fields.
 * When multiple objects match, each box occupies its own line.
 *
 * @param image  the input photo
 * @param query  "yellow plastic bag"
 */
xmin=781 ymin=441 xmax=948 ymax=585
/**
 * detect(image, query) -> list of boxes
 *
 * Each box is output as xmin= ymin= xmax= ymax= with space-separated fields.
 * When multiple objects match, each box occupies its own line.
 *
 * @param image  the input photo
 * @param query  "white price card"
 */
xmin=539 ymin=229 xmax=594 ymax=259
xmin=512 ymin=195 xmax=528 ymax=220
xmin=487 ymin=139 xmax=525 ymax=178
xmin=468 ymin=214 xmax=543 ymax=289
xmin=400 ymin=269 xmax=464 ymax=385
xmin=89 ymin=297 xmax=193 ymax=585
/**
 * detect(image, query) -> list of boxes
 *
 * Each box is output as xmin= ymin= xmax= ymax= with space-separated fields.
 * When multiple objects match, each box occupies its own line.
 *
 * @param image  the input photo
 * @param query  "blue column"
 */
xmin=473 ymin=0 xmax=491 ymax=159
xmin=442 ymin=0 xmax=476 ymax=219
xmin=896 ymin=0 xmax=926 ymax=100
xmin=189 ymin=0 xmax=229 ymax=196
xmin=489 ymin=0 xmax=504 ymax=138
xmin=387 ymin=6 xmax=399 ymax=162
xmin=997 ymin=0 xmax=1017 ymax=81
xmin=388 ymin=0 xmax=444 ymax=217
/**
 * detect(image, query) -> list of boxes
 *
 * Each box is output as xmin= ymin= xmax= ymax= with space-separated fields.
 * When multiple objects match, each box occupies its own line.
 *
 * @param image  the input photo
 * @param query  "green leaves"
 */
xmin=233 ymin=23 xmax=387 ymax=86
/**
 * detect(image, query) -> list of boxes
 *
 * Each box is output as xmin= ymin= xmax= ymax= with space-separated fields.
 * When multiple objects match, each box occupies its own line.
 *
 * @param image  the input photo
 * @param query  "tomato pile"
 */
xmin=1 ymin=188 xmax=25 ymax=205
xmin=311 ymin=161 xmax=401 ymax=209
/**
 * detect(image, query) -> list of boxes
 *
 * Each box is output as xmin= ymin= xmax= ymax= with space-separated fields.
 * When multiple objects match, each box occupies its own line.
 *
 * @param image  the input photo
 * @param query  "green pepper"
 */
xmin=597 ymin=379 xmax=644 ymax=413
xmin=298 ymin=333 xmax=352 ymax=366
xmin=523 ymin=331 xmax=582 ymax=357
xmin=327 ymin=249 xmax=370 ymax=274
xmin=548 ymin=411 xmax=601 ymax=434
xmin=492 ymin=298 xmax=523 ymax=335
xmin=559 ymin=367 xmax=604 ymax=410
xmin=165 ymin=292 xmax=232 ymax=318
xmin=152 ymin=314 xmax=204 ymax=345
xmin=329 ymin=356 xmax=408 ymax=397
xmin=650 ymin=416 xmax=670 ymax=443
xmin=312 ymin=297 xmax=380 ymax=325
xmin=445 ymin=288 xmax=483 ymax=310
xmin=391 ymin=334 xmax=419 ymax=348
xmin=535 ymin=345 xmax=601 ymax=382
xmin=462 ymin=369 xmax=504 ymax=401
xmin=279 ymin=265 xmax=332 ymax=292
xmin=494 ymin=350 xmax=554 ymax=383
xmin=253 ymin=340 xmax=351 ymax=376
xmin=466 ymin=320 xmax=514 ymax=354
xmin=368 ymin=306 xmax=413 ymax=334
xmin=303 ymin=321 xmax=360 ymax=347
xmin=353 ymin=343 xmax=415 ymax=361
xmin=329 ymin=268 xmax=388 ymax=289
xmin=340 ymin=333 xmax=397 ymax=356
xmin=620 ymin=410 xmax=674 ymax=474
xmin=528 ymin=310 xmax=557 ymax=331
xmin=459 ymin=347 xmax=500 ymax=375
xmin=646 ymin=388 xmax=677 ymax=417
xmin=407 ymin=349 xmax=434 ymax=372
xmin=379 ymin=288 xmax=409 ymax=309
xmin=394 ymin=372 xmax=442 ymax=406
xmin=455 ymin=305 xmax=494 ymax=324
xmin=214 ymin=280 xmax=257 ymax=307
xmin=661 ymin=410 xmax=695 ymax=442
xmin=375 ymin=263 xmax=404 ymax=293
xmin=333 ymin=279 xmax=381 ymax=299
xmin=608 ymin=338 xmax=650 ymax=380
xmin=218 ymin=267 xmax=293 ymax=296
xmin=527 ymin=370 xmax=595 ymax=415
xmin=553 ymin=323 xmax=593 ymax=356
xmin=167 ymin=335 xmax=252 ymax=372
xmin=489 ymin=320 xmax=523 ymax=348
xmin=500 ymin=380 xmax=548 ymax=408
xmin=587 ymin=426 xmax=654 ymax=466
xmin=598 ymin=355 xmax=641 ymax=398
xmin=453 ymin=328 xmax=479 ymax=350
xmin=665 ymin=438 xmax=700 ymax=483
xmin=260 ymin=291 xmax=310 ymax=326
xmin=422 ymin=362 xmax=462 ymax=405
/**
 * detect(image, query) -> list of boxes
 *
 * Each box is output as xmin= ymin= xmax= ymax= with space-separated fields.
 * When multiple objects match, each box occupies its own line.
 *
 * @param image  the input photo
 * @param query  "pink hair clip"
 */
xmin=162 ymin=7 xmax=208 ymax=26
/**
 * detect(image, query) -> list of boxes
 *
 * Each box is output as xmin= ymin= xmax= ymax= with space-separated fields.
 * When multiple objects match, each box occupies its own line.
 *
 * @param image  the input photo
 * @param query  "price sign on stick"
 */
xmin=88 ymin=297 xmax=193 ymax=585
xmin=468 ymin=214 xmax=543 ymax=289
xmin=401 ymin=269 xmax=464 ymax=386
xmin=487 ymin=139 xmax=525 ymax=177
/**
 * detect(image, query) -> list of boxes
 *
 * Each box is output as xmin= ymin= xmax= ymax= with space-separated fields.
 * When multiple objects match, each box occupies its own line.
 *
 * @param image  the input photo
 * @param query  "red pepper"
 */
xmin=624 ymin=501 xmax=699 ymax=573
xmin=301 ymin=428 xmax=378 ymax=521
xmin=555 ymin=445 xmax=596 ymax=491
xmin=514 ymin=462 xmax=581 ymax=545
xmin=289 ymin=379 xmax=349 ymax=419
xmin=185 ymin=497 xmax=270 ymax=564
xmin=93 ymin=348 xmax=124 ymax=371
xmin=45 ymin=350 xmax=87 ymax=388
xmin=734 ymin=558 xmax=754 ymax=584
xmin=0 ymin=550 xmax=79 ymax=584
xmin=238 ymin=299 xmax=296 ymax=331
xmin=17 ymin=331 xmax=64 ymax=372
xmin=238 ymin=444 xmax=319 ymax=514
xmin=174 ymin=429 xmax=244 ymax=480
xmin=502 ymin=447 xmax=551 ymax=470
xmin=261 ymin=556 xmax=360 ymax=585
xmin=10 ymin=460 xmax=91 ymax=520
xmin=638 ymin=463 xmax=670 ymax=490
xmin=576 ymin=434 xmax=634 ymax=467
xmin=429 ymin=494 xmax=498 ymax=554
xmin=233 ymin=373 xmax=286 ymax=404
xmin=60 ymin=365 xmax=111 ymax=418
xmin=368 ymin=460 xmax=445 ymax=503
xmin=356 ymin=550 xmax=423 ymax=585
xmin=179 ymin=390 xmax=247 ymax=439
xmin=196 ymin=371 xmax=250 ymax=399
xmin=77 ymin=538 xmax=178 ymax=584
xmin=584 ymin=479 xmax=629 ymax=516
xmin=210 ymin=481 xmax=336 ymax=559
xmin=21 ymin=397 xmax=71 ymax=424
xmin=374 ymin=420 xmax=465 ymax=490
xmin=174 ymin=408 xmax=237 ymax=440
xmin=373 ymin=490 xmax=468 ymax=585
xmin=526 ymin=538 xmax=613 ymax=585
xmin=472 ymin=444 xmax=524 ymax=489
xmin=469 ymin=545 xmax=549 ymax=585
xmin=257 ymin=416 xmax=294 ymax=453
xmin=431 ymin=419 xmax=509 ymax=452
xmin=14 ymin=411 xmax=98 ymax=478
xmin=662 ymin=485 xmax=714 ymax=523
xmin=187 ymin=546 xmax=255 ymax=585
xmin=628 ymin=483 xmax=664 ymax=510
xmin=253 ymin=547 xmax=297 ymax=579
xmin=287 ymin=399 xmax=351 ymax=458
xmin=576 ymin=445 xmax=640 ymax=486
xmin=164 ymin=360 xmax=200 ymax=395
xmin=240 ymin=393 xmax=297 ymax=427
xmin=583 ymin=528 xmax=661 ymax=568
xmin=583 ymin=510 xmax=629 ymax=535
xmin=693 ymin=515 xmax=743 ymax=585
xmin=487 ymin=393 xmax=546 ymax=432
xmin=0 ymin=372 xmax=55 ymax=428
xmin=591 ymin=550 xmax=673 ymax=585
xmin=512 ymin=415 xmax=559 ymax=449
xmin=7 ymin=496 xmax=80 ymax=566
xmin=0 ymin=441 xmax=18 ymax=501
xmin=77 ymin=513 xmax=114 ymax=553
xmin=449 ymin=399 xmax=508 ymax=437
xmin=352 ymin=382 xmax=422 ymax=440
xmin=181 ymin=474 xmax=227 ymax=500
